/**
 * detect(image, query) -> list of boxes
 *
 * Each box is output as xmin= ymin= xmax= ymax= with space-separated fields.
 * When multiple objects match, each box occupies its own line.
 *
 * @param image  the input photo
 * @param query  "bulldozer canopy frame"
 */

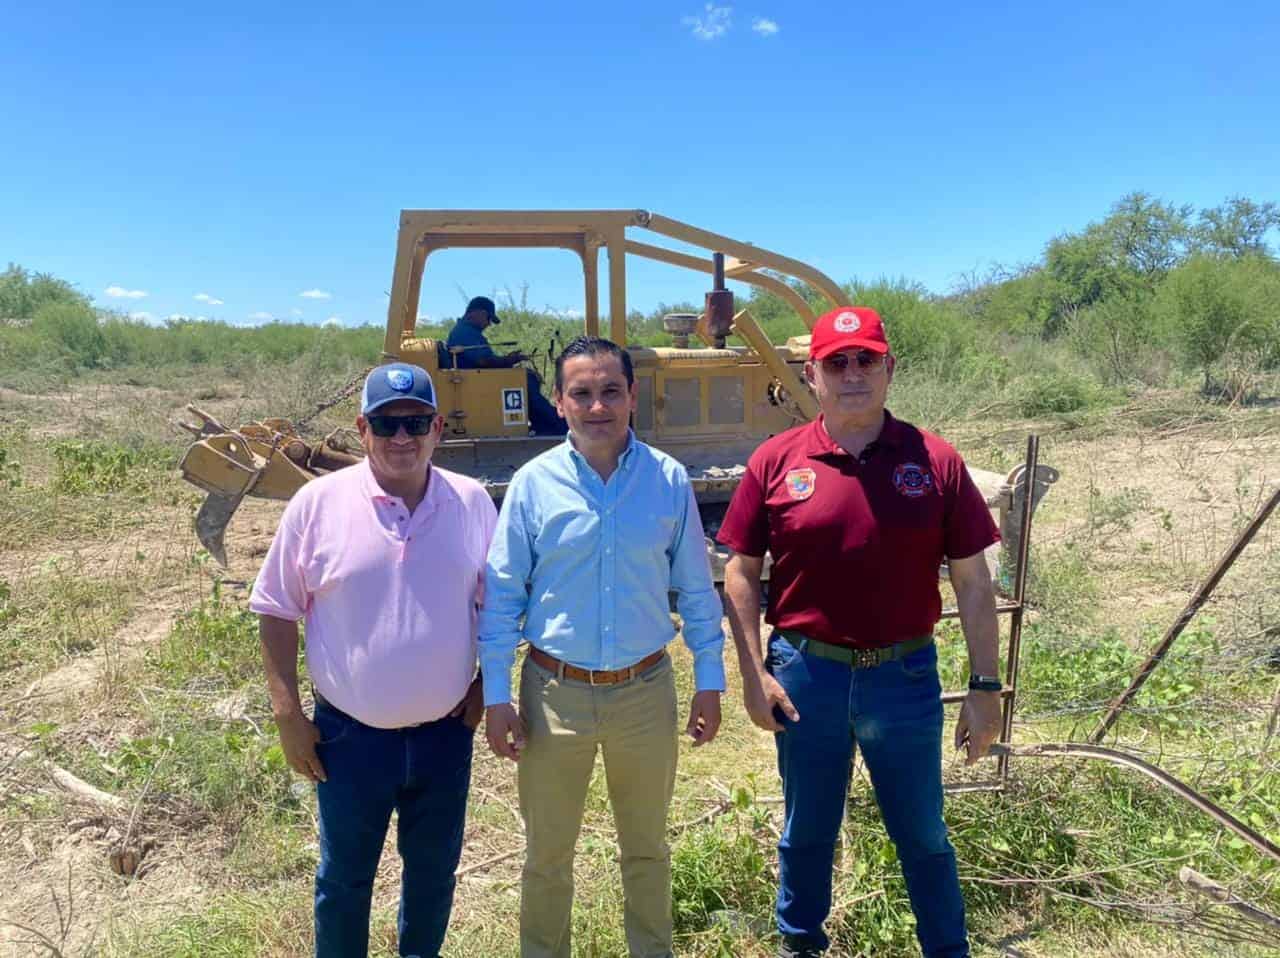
xmin=383 ymin=209 xmax=850 ymax=356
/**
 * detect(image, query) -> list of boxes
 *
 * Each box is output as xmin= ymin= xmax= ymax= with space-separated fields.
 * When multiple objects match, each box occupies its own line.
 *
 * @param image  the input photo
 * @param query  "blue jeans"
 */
xmin=767 ymin=633 xmax=967 ymax=957
xmin=313 ymin=699 xmax=473 ymax=958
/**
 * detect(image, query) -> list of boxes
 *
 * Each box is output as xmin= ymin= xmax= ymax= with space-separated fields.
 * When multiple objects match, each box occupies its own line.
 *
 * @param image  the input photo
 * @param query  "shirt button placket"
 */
xmin=601 ymin=484 xmax=616 ymax=667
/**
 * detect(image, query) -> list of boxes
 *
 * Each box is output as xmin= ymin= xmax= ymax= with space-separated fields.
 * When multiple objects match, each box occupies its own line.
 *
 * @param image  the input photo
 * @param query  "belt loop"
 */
xmin=556 ymin=660 xmax=566 ymax=680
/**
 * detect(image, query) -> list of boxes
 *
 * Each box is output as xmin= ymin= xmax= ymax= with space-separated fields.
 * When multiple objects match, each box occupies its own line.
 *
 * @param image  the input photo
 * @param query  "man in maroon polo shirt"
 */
xmin=718 ymin=306 xmax=1002 ymax=958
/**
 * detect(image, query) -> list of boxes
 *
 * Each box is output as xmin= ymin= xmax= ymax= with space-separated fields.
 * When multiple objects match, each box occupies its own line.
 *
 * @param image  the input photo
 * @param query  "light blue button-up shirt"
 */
xmin=478 ymin=432 xmax=726 ymax=706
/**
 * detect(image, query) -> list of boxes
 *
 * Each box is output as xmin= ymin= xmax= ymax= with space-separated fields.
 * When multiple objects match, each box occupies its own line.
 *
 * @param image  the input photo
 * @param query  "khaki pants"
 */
xmin=518 ymin=652 xmax=678 ymax=958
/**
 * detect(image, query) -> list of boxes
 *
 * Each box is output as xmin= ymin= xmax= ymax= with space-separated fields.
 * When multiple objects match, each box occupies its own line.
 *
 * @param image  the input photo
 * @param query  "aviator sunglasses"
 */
xmin=366 ymin=413 xmax=437 ymax=437
xmin=821 ymin=350 xmax=887 ymax=372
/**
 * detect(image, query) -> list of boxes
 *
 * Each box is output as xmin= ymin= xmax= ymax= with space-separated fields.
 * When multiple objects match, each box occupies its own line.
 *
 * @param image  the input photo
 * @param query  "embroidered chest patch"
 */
xmin=892 ymin=461 xmax=934 ymax=498
xmin=785 ymin=468 xmax=816 ymax=501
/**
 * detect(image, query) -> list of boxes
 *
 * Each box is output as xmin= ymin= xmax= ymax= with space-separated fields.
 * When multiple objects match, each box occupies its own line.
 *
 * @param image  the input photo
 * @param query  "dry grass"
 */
xmin=1 ymin=381 xmax=1277 ymax=957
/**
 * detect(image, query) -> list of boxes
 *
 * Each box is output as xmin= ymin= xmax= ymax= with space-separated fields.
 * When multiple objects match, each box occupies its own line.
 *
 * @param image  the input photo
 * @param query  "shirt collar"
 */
xmin=564 ymin=428 xmax=637 ymax=472
xmin=806 ymin=409 xmax=902 ymax=460
xmin=359 ymin=457 xmax=441 ymax=511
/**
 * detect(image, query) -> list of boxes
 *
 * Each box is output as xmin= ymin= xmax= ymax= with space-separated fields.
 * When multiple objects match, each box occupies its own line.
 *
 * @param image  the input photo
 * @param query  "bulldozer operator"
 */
xmin=445 ymin=295 xmax=567 ymax=435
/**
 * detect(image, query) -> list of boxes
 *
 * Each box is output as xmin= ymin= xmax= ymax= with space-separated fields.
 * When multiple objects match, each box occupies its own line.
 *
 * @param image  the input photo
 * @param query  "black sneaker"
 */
xmin=778 ymin=936 xmax=825 ymax=958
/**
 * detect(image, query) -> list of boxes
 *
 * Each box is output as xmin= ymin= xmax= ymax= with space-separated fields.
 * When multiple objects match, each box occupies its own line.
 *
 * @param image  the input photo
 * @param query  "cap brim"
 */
xmin=810 ymin=338 xmax=890 ymax=360
xmin=489 ymin=315 xmax=501 ymax=324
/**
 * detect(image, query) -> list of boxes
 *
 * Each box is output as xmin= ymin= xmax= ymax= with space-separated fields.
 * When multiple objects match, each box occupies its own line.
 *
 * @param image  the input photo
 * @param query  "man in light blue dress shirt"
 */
xmin=479 ymin=336 xmax=726 ymax=958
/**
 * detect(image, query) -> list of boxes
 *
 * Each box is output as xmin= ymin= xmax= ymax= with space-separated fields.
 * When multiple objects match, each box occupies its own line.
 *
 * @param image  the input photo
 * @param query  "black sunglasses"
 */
xmin=821 ymin=350 xmax=887 ymax=372
xmin=366 ymin=413 xmax=436 ymax=437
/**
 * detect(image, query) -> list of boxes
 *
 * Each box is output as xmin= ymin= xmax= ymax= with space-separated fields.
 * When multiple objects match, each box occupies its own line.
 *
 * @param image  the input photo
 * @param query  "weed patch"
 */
xmin=51 ymin=438 xmax=174 ymax=496
xmin=672 ymin=806 xmax=774 ymax=935
xmin=146 ymin=590 xmax=264 ymax=689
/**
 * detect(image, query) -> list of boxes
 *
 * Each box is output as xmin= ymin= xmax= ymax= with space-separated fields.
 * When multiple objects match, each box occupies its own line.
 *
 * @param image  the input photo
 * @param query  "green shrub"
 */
xmin=1066 ymin=294 xmax=1172 ymax=385
xmin=1008 ymin=370 xmax=1109 ymax=416
xmin=31 ymin=300 xmax=106 ymax=368
xmin=1155 ymin=253 xmax=1280 ymax=396
xmin=50 ymin=439 xmax=174 ymax=495
xmin=850 ymin=279 xmax=981 ymax=370
xmin=0 ymin=264 xmax=89 ymax=320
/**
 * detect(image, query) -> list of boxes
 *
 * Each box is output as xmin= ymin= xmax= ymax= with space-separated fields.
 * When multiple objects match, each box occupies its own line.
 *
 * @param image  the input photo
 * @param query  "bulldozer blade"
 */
xmin=196 ymin=491 xmax=243 ymax=567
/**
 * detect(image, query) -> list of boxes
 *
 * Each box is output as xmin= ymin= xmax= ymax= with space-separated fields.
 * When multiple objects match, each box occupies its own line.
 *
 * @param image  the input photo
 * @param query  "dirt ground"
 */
xmin=0 ymin=385 xmax=1276 ymax=957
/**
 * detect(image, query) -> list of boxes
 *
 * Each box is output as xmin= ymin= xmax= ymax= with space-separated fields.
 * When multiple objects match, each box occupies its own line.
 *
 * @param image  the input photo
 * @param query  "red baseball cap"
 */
xmin=808 ymin=307 xmax=890 ymax=360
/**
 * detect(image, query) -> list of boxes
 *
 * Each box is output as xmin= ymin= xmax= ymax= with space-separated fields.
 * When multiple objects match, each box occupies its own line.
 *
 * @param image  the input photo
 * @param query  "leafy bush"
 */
xmin=51 ymin=439 xmax=174 ymax=495
xmin=1065 ymin=294 xmax=1172 ymax=385
xmin=1008 ymin=370 xmax=1109 ymax=416
xmin=0 ymin=263 xmax=89 ymax=320
xmin=31 ymin=300 xmax=106 ymax=368
xmin=850 ymin=278 xmax=981 ymax=370
xmin=1155 ymin=253 xmax=1280 ymax=395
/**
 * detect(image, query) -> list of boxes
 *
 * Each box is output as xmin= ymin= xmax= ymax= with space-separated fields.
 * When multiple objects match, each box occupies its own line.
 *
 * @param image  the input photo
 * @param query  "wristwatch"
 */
xmin=968 ymin=674 xmax=1002 ymax=692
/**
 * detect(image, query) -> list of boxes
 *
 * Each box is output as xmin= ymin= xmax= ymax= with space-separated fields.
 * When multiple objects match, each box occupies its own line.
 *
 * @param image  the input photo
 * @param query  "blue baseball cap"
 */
xmin=361 ymin=362 xmax=437 ymax=414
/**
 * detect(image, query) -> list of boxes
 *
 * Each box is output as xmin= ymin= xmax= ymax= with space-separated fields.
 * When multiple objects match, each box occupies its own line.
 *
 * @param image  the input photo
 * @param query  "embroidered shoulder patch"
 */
xmin=892 ymin=461 xmax=934 ymax=498
xmin=785 ymin=468 xmax=816 ymax=501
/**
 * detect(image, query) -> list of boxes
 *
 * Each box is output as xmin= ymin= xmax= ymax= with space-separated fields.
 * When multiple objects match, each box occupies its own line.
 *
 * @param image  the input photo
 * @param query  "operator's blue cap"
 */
xmin=361 ymin=362 xmax=437 ymax=414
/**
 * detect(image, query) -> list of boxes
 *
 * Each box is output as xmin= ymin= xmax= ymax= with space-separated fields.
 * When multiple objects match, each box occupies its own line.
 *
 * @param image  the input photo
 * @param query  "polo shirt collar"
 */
xmin=358 ymin=457 xmax=443 ymax=514
xmin=806 ymin=409 xmax=904 ymax=460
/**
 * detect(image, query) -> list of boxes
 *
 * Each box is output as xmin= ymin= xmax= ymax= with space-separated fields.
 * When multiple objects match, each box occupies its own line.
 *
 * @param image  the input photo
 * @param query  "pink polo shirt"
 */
xmin=249 ymin=459 xmax=497 ymax=728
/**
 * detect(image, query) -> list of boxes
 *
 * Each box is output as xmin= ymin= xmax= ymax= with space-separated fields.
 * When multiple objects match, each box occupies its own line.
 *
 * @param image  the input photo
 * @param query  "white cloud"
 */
xmin=290 ymin=307 xmax=304 ymax=318
xmin=299 ymin=288 xmax=332 ymax=300
xmin=105 ymin=285 xmax=148 ymax=299
xmin=248 ymin=311 xmax=274 ymax=321
xmin=129 ymin=311 xmax=154 ymax=322
xmin=683 ymin=4 xmax=732 ymax=40
xmin=194 ymin=292 xmax=224 ymax=306
xmin=553 ymin=307 xmax=585 ymax=319
xmin=323 ymin=316 xmax=342 ymax=327
xmin=752 ymin=16 xmax=778 ymax=35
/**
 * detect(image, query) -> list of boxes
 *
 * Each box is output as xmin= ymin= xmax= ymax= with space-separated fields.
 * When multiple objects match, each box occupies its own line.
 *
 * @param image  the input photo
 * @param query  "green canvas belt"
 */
xmin=775 ymin=629 xmax=934 ymax=670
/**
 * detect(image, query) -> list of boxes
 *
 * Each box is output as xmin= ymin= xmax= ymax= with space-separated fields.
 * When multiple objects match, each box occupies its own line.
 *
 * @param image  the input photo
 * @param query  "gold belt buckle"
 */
xmin=854 ymin=648 xmax=879 ymax=669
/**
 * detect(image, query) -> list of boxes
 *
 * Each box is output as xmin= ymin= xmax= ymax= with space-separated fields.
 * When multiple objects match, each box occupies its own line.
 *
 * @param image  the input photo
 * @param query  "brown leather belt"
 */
xmin=528 ymin=646 xmax=666 ymax=685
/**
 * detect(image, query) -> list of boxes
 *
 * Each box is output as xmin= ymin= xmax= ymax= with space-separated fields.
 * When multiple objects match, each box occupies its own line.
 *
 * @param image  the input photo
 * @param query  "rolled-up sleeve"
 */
xmin=248 ymin=509 xmax=308 ymax=621
xmin=669 ymin=476 xmax=726 ymax=692
xmin=478 ymin=476 xmax=536 ymax=706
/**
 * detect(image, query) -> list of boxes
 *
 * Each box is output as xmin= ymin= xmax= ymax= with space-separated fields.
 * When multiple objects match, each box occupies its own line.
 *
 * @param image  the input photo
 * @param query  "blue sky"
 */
xmin=2 ymin=1 xmax=1277 ymax=328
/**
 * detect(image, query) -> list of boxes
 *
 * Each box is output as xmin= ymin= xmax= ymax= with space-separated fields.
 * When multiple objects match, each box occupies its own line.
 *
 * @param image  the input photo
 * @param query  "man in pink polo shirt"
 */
xmin=718 ymin=308 xmax=1001 ymax=958
xmin=250 ymin=362 xmax=497 ymax=958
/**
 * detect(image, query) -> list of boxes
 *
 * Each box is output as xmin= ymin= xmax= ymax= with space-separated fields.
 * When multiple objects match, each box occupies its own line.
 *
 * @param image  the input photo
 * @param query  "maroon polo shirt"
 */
xmin=716 ymin=411 xmax=999 ymax=649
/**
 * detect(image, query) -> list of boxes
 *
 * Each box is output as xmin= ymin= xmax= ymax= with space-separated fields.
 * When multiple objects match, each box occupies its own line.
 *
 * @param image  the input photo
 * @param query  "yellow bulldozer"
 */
xmin=177 ymin=209 xmax=1055 ymax=580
